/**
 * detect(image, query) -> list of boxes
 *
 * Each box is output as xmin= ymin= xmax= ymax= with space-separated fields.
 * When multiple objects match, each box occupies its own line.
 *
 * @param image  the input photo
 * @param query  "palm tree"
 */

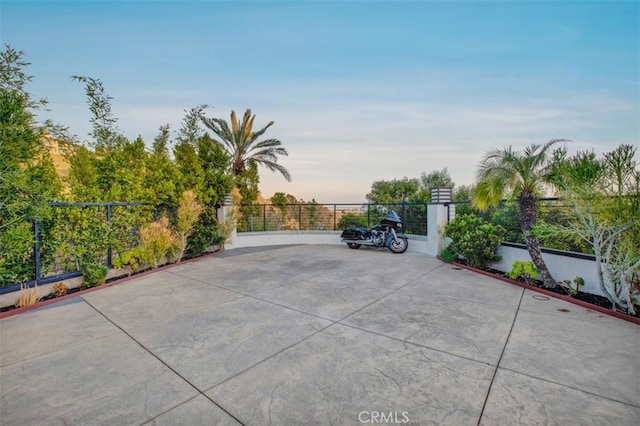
xmin=472 ymin=140 xmax=566 ymax=289
xmin=200 ymin=109 xmax=291 ymax=182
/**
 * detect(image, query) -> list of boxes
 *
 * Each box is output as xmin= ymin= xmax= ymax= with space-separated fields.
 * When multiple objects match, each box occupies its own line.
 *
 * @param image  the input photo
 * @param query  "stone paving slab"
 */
xmin=501 ymin=297 xmax=640 ymax=407
xmin=145 ymin=395 xmax=241 ymax=426
xmin=342 ymin=289 xmax=520 ymax=365
xmin=0 ymin=298 xmax=120 ymax=367
xmin=0 ymin=332 xmax=197 ymax=425
xmin=480 ymin=369 xmax=640 ymax=425
xmin=255 ymin=274 xmax=394 ymax=321
xmin=82 ymin=271 xmax=243 ymax=329
xmin=207 ymin=324 xmax=495 ymax=425
xmin=169 ymin=260 xmax=322 ymax=295
xmin=402 ymin=264 xmax=525 ymax=307
xmin=322 ymin=250 xmax=441 ymax=290
xmin=125 ymin=297 xmax=331 ymax=390
xmin=518 ymin=287 xmax=624 ymax=321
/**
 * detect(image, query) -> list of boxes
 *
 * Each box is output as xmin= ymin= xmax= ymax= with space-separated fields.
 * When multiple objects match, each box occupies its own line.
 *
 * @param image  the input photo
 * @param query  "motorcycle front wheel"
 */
xmin=388 ymin=237 xmax=408 ymax=254
xmin=347 ymin=243 xmax=361 ymax=249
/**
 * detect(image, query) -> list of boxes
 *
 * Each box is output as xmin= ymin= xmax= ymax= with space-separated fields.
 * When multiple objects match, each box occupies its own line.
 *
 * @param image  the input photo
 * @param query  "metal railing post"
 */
xmin=34 ymin=219 xmax=41 ymax=284
xmin=106 ymin=204 xmax=113 ymax=268
xmin=402 ymin=201 xmax=407 ymax=226
xmin=333 ymin=205 xmax=337 ymax=230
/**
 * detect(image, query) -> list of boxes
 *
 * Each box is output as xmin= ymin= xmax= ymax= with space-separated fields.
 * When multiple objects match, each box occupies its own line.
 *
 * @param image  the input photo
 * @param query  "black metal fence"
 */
xmin=448 ymin=197 xmax=594 ymax=254
xmin=237 ymin=202 xmax=429 ymax=235
xmin=1 ymin=197 xmax=598 ymax=295
xmin=0 ymin=202 xmax=156 ymax=295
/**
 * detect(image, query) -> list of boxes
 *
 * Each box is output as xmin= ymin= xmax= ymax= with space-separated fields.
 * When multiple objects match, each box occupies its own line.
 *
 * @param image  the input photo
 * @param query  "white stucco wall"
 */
xmin=226 ymin=231 xmax=430 ymax=255
xmin=490 ymin=245 xmax=603 ymax=297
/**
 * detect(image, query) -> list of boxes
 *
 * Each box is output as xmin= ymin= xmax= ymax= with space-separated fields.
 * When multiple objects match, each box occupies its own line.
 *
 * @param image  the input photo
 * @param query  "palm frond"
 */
xmin=200 ymin=108 xmax=291 ymax=181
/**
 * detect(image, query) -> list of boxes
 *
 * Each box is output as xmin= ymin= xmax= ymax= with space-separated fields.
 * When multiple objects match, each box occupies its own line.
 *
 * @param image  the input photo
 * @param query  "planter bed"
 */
xmin=0 ymin=247 xmax=223 ymax=319
xmin=452 ymin=261 xmax=640 ymax=325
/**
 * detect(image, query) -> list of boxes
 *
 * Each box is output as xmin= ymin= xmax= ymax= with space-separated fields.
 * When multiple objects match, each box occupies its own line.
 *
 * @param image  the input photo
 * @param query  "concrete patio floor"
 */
xmin=1 ymin=244 xmax=638 ymax=425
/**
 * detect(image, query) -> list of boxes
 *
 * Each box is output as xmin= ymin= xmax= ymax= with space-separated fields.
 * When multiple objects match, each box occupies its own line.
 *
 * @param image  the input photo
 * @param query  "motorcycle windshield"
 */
xmin=383 ymin=211 xmax=401 ymax=222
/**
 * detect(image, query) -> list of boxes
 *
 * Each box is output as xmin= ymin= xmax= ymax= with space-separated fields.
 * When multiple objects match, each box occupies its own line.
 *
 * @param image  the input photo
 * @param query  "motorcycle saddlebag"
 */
xmin=340 ymin=227 xmax=365 ymax=240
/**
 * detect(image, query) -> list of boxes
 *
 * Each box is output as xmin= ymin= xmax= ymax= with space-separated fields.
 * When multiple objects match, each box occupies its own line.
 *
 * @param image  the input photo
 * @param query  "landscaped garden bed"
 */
xmin=0 ymin=246 xmax=223 ymax=318
xmin=449 ymin=261 xmax=640 ymax=325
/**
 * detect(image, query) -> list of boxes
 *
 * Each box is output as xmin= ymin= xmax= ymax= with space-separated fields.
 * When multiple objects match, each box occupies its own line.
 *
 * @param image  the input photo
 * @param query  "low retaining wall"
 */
xmin=490 ymin=243 xmax=603 ymax=297
xmin=226 ymin=231 xmax=430 ymax=255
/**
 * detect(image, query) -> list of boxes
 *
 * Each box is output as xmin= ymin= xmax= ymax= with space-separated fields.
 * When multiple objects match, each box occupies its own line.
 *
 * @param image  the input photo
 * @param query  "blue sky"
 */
xmin=2 ymin=0 xmax=639 ymax=203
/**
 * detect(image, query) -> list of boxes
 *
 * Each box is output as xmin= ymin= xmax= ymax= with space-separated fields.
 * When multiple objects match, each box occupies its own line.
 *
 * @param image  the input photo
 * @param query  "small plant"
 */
xmin=216 ymin=205 xmax=237 ymax=248
xmin=52 ymin=282 xmax=69 ymax=297
xmin=174 ymin=191 xmax=203 ymax=262
xmin=15 ymin=283 xmax=41 ymax=308
xmin=81 ymin=261 xmax=108 ymax=288
xmin=509 ymin=260 xmax=539 ymax=285
xmin=558 ymin=276 xmax=585 ymax=297
xmin=139 ymin=216 xmax=177 ymax=269
xmin=439 ymin=248 xmax=455 ymax=262
xmin=112 ymin=247 xmax=147 ymax=274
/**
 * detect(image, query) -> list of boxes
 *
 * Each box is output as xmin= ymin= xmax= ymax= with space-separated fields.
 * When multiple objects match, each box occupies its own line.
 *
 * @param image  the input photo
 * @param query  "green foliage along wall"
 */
xmin=0 ymin=46 xmax=62 ymax=285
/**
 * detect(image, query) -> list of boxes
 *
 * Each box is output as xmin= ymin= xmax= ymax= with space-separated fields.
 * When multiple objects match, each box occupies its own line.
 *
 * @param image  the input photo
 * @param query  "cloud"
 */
xmin=40 ymin=72 xmax=638 ymax=204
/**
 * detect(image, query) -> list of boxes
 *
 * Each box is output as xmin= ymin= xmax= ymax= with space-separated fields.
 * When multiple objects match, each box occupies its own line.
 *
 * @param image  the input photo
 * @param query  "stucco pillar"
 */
xmin=426 ymin=188 xmax=452 ymax=256
xmin=217 ymin=195 xmax=237 ymax=247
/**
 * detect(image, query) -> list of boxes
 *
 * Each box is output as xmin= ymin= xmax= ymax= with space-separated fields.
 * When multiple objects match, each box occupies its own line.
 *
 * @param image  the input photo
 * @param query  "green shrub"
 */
xmin=81 ymin=261 xmax=108 ymax=287
xmin=112 ymin=246 xmax=147 ymax=274
xmin=439 ymin=248 xmax=455 ymax=262
xmin=444 ymin=214 xmax=505 ymax=269
xmin=487 ymin=202 xmax=523 ymax=244
xmin=187 ymin=208 xmax=219 ymax=258
xmin=138 ymin=216 xmax=176 ymax=269
xmin=509 ymin=260 xmax=539 ymax=285
xmin=337 ymin=212 xmax=368 ymax=229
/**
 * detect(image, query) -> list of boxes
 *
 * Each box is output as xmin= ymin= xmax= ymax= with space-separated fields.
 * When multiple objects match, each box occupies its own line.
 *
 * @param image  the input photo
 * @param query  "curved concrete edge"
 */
xmin=226 ymin=231 xmax=430 ymax=255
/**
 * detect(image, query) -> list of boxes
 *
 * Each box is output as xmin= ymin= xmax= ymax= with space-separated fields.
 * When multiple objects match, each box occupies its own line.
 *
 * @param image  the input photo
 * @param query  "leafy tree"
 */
xmin=302 ymin=198 xmax=322 ymax=229
xmin=102 ymin=136 xmax=148 ymax=201
xmin=197 ymin=134 xmax=233 ymax=208
xmin=174 ymin=140 xmax=204 ymax=195
xmin=270 ymin=192 xmax=288 ymax=230
xmin=183 ymin=134 xmax=234 ymax=257
xmin=67 ymin=145 xmax=101 ymax=200
xmin=237 ymin=159 xmax=261 ymax=202
xmin=201 ymin=108 xmax=291 ymax=182
xmin=549 ymin=145 xmax=639 ymax=313
xmin=366 ymin=169 xmax=455 ymax=204
xmin=338 ymin=211 xmax=367 ymax=229
xmin=453 ymin=184 xmax=474 ymax=201
xmin=366 ymin=177 xmax=419 ymax=204
xmin=177 ymin=104 xmax=209 ymax=147
xmin=72 ymin=75 xmax=126 ymax=151
xmin=411 ymin=168 xmax=455 ymax=202
xmin=0 ymin=45 xmax=61 ymax=284
xmin=473 ymin=140 xmax=566 ymax=288
xmin=144 ymin=124 xmax=181 ymax=207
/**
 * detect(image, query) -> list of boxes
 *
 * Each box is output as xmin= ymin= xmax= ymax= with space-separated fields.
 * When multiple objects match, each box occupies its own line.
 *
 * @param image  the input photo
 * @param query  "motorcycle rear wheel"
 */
xmin=347 ymin=243 xmax=361 ymax=249
xmin=388 ymin=237 xmax=408 ymax=254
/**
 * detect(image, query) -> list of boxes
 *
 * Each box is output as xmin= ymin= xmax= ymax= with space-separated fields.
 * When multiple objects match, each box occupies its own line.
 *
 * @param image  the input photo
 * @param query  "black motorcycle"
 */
xmin=340 ymin=210 xmax=409 ymax=254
